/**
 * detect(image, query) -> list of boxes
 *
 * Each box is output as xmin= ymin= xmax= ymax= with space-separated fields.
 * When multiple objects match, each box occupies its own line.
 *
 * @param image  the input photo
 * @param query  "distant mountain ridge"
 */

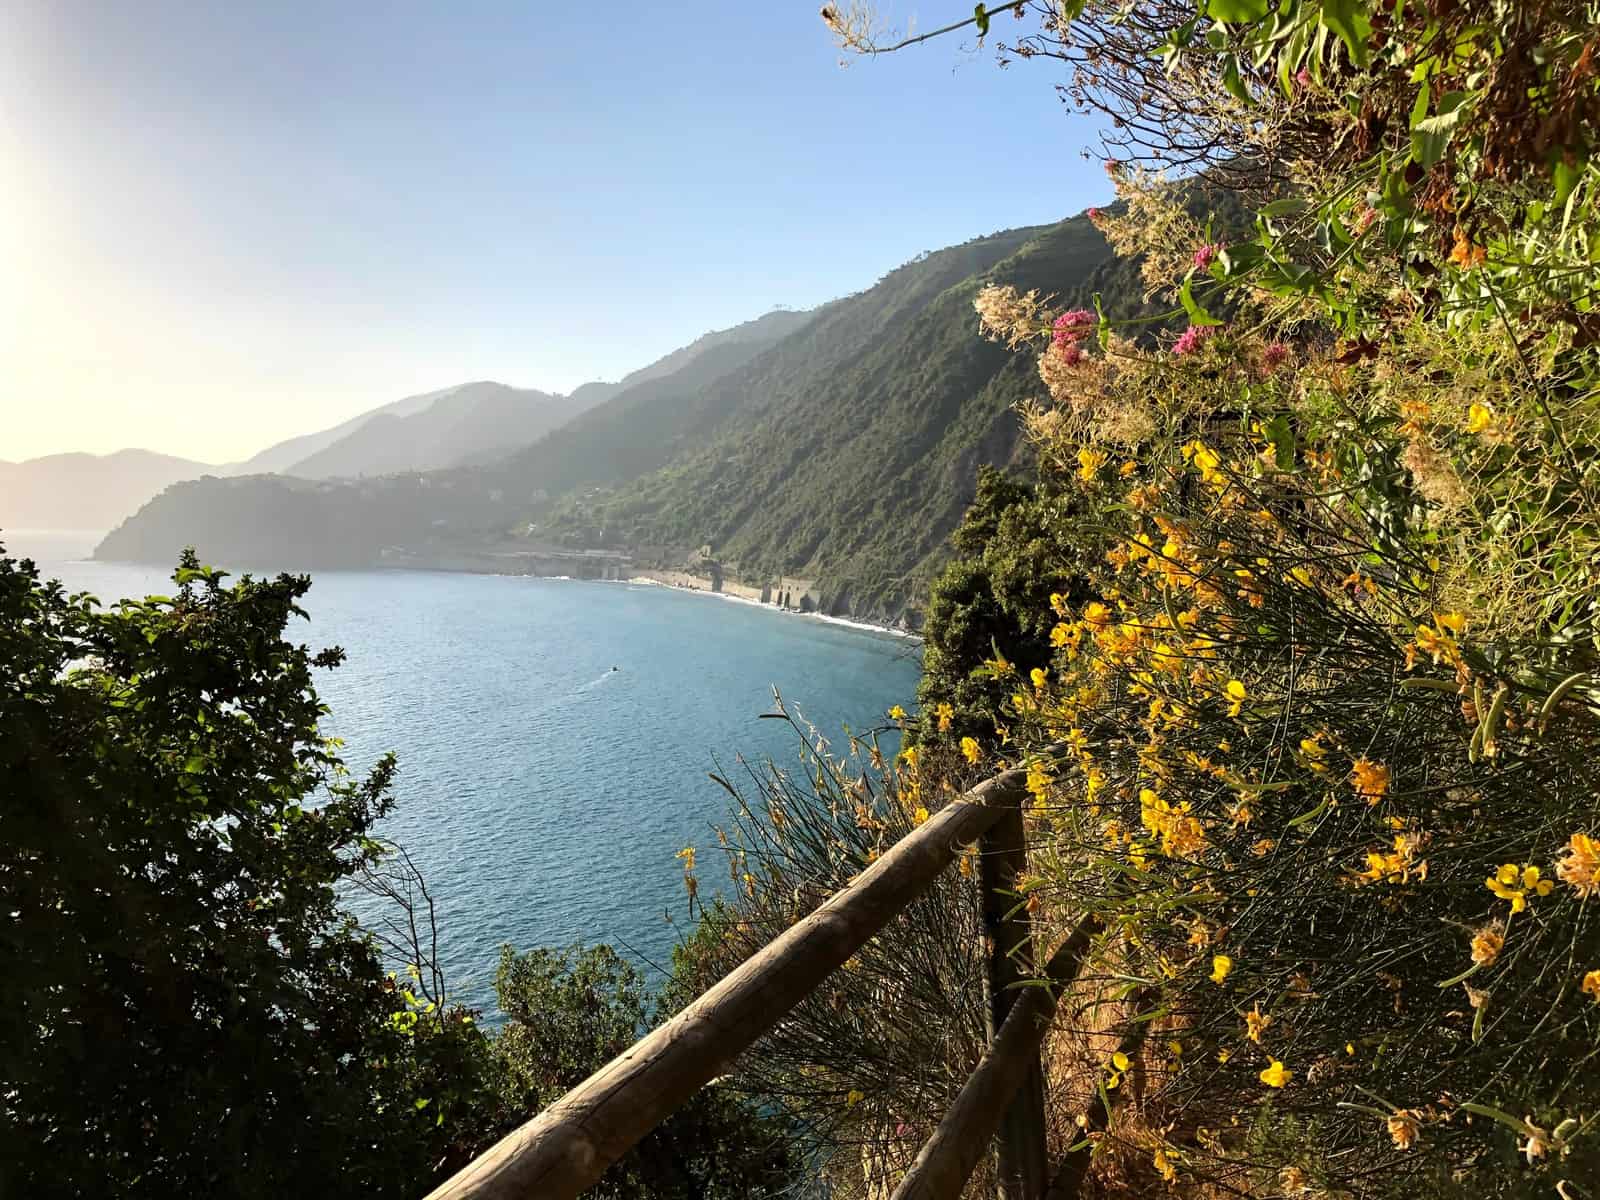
xmin=1 ymin=450 xmax=219 ymax=534
xmin=10 ymin=310 xmax=818 ymax=533
xmin=96 ymin=214 xmax=1159 ymax=623
xmin=279 ymin=382 xmax=588 ymax=479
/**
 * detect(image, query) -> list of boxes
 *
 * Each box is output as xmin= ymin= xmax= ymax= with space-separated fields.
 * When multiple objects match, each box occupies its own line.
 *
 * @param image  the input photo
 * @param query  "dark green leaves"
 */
xmin=1409 ymin=90 xmax=1471 ymax=168
xmin=974 ymin=3 xmax=990 ymax=37
xmin=1319 ymin=0 xmax=1371 ymax=66
xmin=1207 ymin=0 xmax=1270 ymax=21
xmin=1180 ymin=275 xmax=1224 ymax=326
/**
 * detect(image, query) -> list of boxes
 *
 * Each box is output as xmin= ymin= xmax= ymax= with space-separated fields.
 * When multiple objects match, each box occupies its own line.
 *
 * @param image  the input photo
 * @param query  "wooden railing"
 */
xmin=425 ymin=750 xmax=1100 ymax=1200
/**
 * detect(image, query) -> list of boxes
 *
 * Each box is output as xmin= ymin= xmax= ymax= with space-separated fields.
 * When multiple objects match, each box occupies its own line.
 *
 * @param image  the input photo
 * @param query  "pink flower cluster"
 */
xmin=1053 ymin=308 xmax=1096 ymax=348
xmin=1193 ymin=242 xmax=1224 ymax=270
xmin=1051 ymin=308 xmax=1096 ymax=366
xmin=1173 ymin=324 xmax=1216 ymax=356
xmin=1262 ymin=341 xmax=1290 ymax=371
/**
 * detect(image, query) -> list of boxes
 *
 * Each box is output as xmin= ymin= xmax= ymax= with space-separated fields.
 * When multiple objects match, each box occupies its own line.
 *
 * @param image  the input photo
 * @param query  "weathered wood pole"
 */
xmin=979 ymin=803 xmax=1047 ymax=1199
xmin=889 ymin=914 xmax=1102 ymax=1200
xmin=422 ymin=764 xmax=1037 ymax=1200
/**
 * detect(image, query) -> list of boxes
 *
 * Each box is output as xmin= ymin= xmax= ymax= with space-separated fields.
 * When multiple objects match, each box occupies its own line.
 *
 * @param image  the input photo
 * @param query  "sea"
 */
xmin=6 ymin=530 xmax=922 ymax=1014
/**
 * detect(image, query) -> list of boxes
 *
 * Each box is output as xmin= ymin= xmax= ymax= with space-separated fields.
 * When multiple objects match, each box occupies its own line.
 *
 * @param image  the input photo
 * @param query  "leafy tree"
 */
xmin=490 ymin=941 xmax=801 ymax=1198
xmin=916 ymin=466 xmax=1090 ymax=743
xmin=1 ymin=546 xmax=808 ymax=1196
xmin=0 ymin=547 xmax=478 ymax=1197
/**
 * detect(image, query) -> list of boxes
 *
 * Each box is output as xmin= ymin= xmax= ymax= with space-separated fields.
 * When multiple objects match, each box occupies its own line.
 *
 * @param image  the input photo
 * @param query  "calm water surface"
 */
xmin=9 ymin=531 xmax=922 ymax=1012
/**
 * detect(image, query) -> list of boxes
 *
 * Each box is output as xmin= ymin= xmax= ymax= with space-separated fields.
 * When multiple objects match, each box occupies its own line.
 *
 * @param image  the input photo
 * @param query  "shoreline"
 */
xmin=613 ymin=574 xmax=921 ymax=642
xmin=57 ymin=539 xmax=922 ymax=642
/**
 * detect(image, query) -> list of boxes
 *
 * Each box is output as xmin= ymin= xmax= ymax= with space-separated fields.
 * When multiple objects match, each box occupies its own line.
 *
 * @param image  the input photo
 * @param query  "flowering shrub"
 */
xmin=768 ymin=3 xmax=1600 ymax=1194
xmin=940 ymin=2 xmax=1600 ymax=1192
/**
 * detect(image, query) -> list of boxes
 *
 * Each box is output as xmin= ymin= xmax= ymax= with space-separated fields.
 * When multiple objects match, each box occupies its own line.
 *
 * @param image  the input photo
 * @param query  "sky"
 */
xmin=2 ymin=1 xmax=1113 ymax=464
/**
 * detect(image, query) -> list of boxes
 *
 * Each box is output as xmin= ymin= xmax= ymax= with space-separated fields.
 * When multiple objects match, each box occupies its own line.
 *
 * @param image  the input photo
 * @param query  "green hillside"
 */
xmin=98 ymin=214 xmax=1158 ymax=623
xmin=541 ymin=215 xmax=1157 ymax=619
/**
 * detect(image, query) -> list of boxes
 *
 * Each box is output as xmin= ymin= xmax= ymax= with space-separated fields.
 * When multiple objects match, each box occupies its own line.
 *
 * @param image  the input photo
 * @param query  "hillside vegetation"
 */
xmin=546 ymin=215 xmax=1167 ymax=618
xmin=99 ymin=219 xmax=1162 ymax=623
xmin=700 ymin=2 xmax=1600 ymax=1197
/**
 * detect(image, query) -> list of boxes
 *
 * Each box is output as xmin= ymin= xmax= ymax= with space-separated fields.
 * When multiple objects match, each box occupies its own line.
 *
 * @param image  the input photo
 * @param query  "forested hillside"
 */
xmin=97 ymin=215 xmax=1159 ymax=622
xmin=548 ymin=214 xmax=1158 ymax=618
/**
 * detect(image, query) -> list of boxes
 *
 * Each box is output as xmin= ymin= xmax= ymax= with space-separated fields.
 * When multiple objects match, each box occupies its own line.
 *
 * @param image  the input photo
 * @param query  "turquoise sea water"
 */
xmin=8 ymin=531 xmax=922 ymax=1013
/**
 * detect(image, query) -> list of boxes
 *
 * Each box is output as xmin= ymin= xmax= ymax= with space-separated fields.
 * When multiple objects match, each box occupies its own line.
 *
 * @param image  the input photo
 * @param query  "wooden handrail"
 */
xmin=980 ymin=802 xmax=1048 ymax=1198
xmin=424 ymin=762 xmax=1037 ymax=1200
xmin=890 ymin=914 xmax=1102 ymax=1200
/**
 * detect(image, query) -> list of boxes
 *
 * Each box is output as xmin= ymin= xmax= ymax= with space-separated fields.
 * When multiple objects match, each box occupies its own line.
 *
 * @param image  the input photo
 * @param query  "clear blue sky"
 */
xmin=3 ymin=1 xmax=1112 ymax=462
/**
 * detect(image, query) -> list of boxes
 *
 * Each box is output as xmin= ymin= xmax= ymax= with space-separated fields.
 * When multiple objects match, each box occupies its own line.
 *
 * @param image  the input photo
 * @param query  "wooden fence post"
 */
xmin=890 ymin=915 xmax=1102 ymax=1200
xmin=421 ymin=763 xmax=1040 ymax=1200
xmin=979 ymin=803 xmax=1047 ymax=1200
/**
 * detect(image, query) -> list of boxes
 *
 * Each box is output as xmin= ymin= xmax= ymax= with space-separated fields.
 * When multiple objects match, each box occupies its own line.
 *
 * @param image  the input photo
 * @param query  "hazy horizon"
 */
xmin=4 ymin=1 xmax=1111 ymax=464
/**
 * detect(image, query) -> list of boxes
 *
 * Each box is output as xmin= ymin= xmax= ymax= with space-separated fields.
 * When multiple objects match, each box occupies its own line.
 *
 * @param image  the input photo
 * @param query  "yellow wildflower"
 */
xmin=675 ymin=846 xmax=696 ymax=872
xmin=1557 ymin=832 xmax=1600 ymax=896
xmin=1030 ymin=666 xmax=1048 ymax=691
xmin=1111 ymin=1051 xmax=1130 ymax=1071
xmin=934 ymin=701 xmax=954 ymax=732
xmin=913 ymin=805 xmax=930 ymax=826
xmin=1078 ymin=447 xmax=1109 ymax=482
xmin=1487 ymin=863 xmax=1554 ymax=912
xmin=1466 ymin=403 xmax=1494 ymax=434
xmin=1244 ymin=1003 xmax=1271 ymax=1043
xmin=845 ymin=1089 xmax=864 ymax=1107
xmin=1470 ymin=926 xmax=1504 ymax=967
xmin=1049 ymin=591 xmax=1068 ymax=616
xmin=1387 ymin=1110 xmax=1422 ymax=1150
xmin=1581 ymin=969 xmax=1600 ymax=1002
xmin=1351 ymin=758 xmax=1390 ymax=804
xmin=1448 ymin=227 xmax=1486 ymax=268
xmin=888 ymin=704 xmax=906 ymax=721
xmin=1259 ymin=1059 xmax=1291 ymax=1088
xmin=1210 ymin=954 xmax=1233 ymax=984
xmin=1225 ymin=679 xmax=1247 ymax=718
xmin=1025 ymin=761 xmax=1050 ymax=802
xmin=1153 ymin=1148 xmax=1177 ymax=1183
xmin=960 ymin=737 xmax=981 ymax=765
xmin=1083 ymin=601 xmax=1112 ymax=628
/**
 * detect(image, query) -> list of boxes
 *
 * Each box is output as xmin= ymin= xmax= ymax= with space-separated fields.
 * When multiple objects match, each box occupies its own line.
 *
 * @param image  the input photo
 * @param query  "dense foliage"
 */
xmin=0 ymin=547 xmax=798 ymax=1196
xmin=943 ymin=0 xmax=1600 ymax=1194
xmin=0 ymin=549 xmax=469 ymax=1196
xmin=915 ymin=465 xmax=1088 ymax=744
xmin=490 ymin=942 xmax=801 ymax=1198
xmin=711 ymin=1 xmax=1600 ymax=1196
